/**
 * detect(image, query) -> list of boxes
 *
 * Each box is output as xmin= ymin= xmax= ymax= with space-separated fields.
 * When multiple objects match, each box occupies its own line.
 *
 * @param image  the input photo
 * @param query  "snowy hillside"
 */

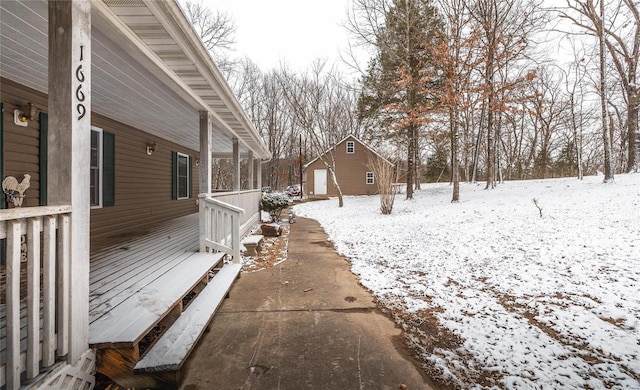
xmin=294 ymin=174 xmax=640 ymax=389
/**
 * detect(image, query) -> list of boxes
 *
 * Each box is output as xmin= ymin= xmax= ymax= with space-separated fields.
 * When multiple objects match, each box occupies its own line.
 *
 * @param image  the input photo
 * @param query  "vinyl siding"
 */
xmin=305 ymin=136 xmax=383 ymax=197
xmin=89 ymin=113 xmax=199 ymax=251
xmin=1 ymin=78 xmax=199 ymax=253
xmin=1 ymin=78 xmax=46 ymax=208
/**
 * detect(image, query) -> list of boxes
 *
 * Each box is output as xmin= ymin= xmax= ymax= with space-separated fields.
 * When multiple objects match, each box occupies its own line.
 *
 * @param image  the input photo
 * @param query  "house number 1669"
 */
xmin=76 ymin=45 xmax=86 ymax=120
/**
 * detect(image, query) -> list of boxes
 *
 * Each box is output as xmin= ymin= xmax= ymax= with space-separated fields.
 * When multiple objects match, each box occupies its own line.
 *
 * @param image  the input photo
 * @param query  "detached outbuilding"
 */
xmin=304 ymin=135 xmax=393 ymax=197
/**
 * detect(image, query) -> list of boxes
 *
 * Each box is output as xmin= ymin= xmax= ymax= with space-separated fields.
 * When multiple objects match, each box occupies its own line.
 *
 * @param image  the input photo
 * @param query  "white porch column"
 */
xmin=257 ymin=160 xmax=262 ymax=189
xmin=48 ymin=0 xmax=91 ymax=363
xmin=247 ymin=151 xmax=254 ymax=190
xmin=232 ymin=138 xmax=240 ymax=191
xmin=199 ymin=111 xmax=212 ymax=194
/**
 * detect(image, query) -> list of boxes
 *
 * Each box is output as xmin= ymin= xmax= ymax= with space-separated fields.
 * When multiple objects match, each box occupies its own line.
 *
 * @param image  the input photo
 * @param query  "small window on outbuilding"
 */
xmin=366 ymin=171 xmax=374 ymax=185
xmin=346 ymin=141 xmax=355 ymax=154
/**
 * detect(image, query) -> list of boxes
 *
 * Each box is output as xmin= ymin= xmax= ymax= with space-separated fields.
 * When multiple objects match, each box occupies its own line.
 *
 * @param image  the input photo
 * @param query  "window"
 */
xmin=90 ymin=128 xmax=103 ymax=207
xmin=366 ymin=171 xmax=374 ymax=185
xmin=172 ymin=152 xmax=191 ymax=200
xmin=90 ymin=127 xmax=116 ymax=208
xmin=346 ymin=141 xmax=355 ymax=154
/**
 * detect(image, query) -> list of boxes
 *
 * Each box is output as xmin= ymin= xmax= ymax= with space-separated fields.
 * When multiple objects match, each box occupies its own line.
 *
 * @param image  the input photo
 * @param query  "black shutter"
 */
xmin=39 ymin=112 xmax=48 ymax=205
xmin=102 ymin=131 xmax=115 ymax=207
xmin=171 ymin=151 xmax=177 ymax=200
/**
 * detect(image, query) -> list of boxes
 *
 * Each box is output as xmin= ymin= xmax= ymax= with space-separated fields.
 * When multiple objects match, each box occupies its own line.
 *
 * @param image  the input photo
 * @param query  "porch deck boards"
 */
xmin=89 ymin=213 xmax=226 ymax=348
xmin=89 ymin=214 xmax=201 ymax=323
xmin=89 ymin=251 xmax=224 ymax=348
xmin=2 ymin=212 xmax=241 ymax=383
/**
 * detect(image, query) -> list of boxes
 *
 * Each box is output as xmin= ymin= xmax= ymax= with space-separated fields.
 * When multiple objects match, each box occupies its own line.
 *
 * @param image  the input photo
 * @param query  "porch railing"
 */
xmin=198 ymin=189 xmax=262 ymax=263
xmin=198 ymin=195 xmax=244 ymax=262
xmin=0 ymin=205 xmax=72 ymax=389
xmin=209 ymin=189 xmax=261 ymax=235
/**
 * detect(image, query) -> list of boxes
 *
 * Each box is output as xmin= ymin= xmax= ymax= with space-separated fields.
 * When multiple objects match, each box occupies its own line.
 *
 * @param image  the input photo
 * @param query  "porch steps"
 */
xmin=89 ymin=251 xmax=225 ymax=348
xmin=134 ymin=262 xmax=242 ymax=373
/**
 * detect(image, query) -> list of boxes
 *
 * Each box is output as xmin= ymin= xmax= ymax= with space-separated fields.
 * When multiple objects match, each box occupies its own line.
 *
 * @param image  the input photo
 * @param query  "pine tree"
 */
xmin=355 ymin=0 xmax=445 ymax=200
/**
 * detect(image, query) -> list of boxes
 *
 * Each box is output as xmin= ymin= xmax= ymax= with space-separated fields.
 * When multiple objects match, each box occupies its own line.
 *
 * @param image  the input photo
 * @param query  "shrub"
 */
xmin=367 ymin=153 xmax=396 ymax=215
xmin=260 ymin=192 xmax=290 ymax=222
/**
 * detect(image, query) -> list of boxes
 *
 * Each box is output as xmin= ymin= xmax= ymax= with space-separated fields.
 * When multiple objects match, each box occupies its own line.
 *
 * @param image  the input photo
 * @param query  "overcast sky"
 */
xmin=199 ymin=1 xmax=584 ymax=77
xmin=202 ymin=0 xmax=365 ymax=73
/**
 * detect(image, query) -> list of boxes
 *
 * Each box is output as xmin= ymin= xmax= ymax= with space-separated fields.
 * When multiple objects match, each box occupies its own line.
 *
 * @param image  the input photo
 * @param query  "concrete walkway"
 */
xmin=180 ymin=217 xmax=435 ymax=390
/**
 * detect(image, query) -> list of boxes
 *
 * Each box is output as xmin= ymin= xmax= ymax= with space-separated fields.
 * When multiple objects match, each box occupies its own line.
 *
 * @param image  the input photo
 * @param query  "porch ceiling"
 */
xmin=0 ymin=0 xmax=271 ymax=160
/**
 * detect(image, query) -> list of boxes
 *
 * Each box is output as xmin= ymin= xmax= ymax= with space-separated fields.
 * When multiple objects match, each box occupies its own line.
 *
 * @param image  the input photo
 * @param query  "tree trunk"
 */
xmin=406 ymin=125 xmax=415 ymax=200
xmin=328 ymin=167 xmax=344 ymax=207
xmin=451 ymin=107 xmax=460 ymax=202
xmin=627 ymin=90 xmax=639 ymax=172
xmin=483 ymin=4 xmax=496 ymax=190
xmin=414 ymin=142 xmax=421 ymax=190
xmin=471 ymin=103 xmax=485 ymax=183
xmin=568 ymin=88 xmax=584 ymax=179
xmin=598 ymin=0 xmax=614 ymax=182
xmin=486 ymin=94 xmax=495 ymax=189
xmin=496 ymin=109 xmax=503 ymax=184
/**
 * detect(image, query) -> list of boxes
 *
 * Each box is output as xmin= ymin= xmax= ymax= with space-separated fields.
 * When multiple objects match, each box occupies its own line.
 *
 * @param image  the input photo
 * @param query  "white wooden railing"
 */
xmin=209 ymin=190 xmax=262 ymax=236
xmin=199 ymin=195 xmax=244 ymax=263
xmin=0 ymin=205 xmax=72 ymax=389
xmin=198 ymin=189 xmax=262 ymax=263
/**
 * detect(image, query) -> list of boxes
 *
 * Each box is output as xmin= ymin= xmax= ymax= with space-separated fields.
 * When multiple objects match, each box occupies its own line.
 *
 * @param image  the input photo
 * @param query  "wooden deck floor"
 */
xmin=89 ymin=213 xmax=201 ymax=325
xmin=0 ymin=213 xmax=241 ymax=386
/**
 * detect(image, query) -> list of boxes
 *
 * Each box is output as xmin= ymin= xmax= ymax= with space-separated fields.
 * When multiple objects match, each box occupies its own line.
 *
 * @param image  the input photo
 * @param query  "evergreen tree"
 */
xmin=356 ymin=0 xmax=445 ymax=199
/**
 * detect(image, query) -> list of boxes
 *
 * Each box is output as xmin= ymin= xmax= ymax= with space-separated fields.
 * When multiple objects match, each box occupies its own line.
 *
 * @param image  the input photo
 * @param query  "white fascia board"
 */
xmin=91 ymin=0 xmax=270 ymax=159
xmin=143 ymin=0 xmax=271 ymax=160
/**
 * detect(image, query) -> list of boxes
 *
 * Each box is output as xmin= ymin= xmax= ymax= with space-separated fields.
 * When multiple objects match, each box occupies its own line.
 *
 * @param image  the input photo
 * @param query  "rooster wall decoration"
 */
xmin=2 ymin=174 xmax=31 ymax=207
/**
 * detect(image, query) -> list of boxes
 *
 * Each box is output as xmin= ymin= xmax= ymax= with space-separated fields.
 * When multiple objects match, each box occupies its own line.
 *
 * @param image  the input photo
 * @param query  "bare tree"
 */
xmin=433 ymin=0 xmax=483 ymax=201
xmin=466 ymin=0 xmax=545 ymax=189
xmin=561 ymin=39 xmax=593 ymax=179
xmin=282 ymin=61 xmax=358 ymax=207
xmin=592 ymin=0 xmax=615 ymax=181
xmin=561 ymin=0 xmax=638 ymax=174
xmin=522 ymin=66 xmax=569 ymax=179
xmin=181 ymin=0 xmax=238 ymax=76
xmin=367 ymin=152 xmax=396 ymax=213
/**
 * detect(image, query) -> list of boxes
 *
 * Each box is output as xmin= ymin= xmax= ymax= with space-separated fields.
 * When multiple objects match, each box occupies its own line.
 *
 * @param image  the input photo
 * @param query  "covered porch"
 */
xmin=88 ymin=190 xmax=261 ymax=388
xmin=0 ymin=0 xmax=270 ymax=388
xmin=1 ymin=190 xmax=262 ymax=388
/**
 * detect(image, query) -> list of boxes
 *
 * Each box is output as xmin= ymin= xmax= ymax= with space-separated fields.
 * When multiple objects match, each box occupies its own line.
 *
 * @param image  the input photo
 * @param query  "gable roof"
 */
xmin=303 ymin=135 xmax=394 ymax=170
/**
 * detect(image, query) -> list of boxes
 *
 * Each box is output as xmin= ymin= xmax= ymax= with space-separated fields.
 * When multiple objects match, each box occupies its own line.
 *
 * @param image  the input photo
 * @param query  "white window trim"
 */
xmin=91 ymin=126 xmax=103 ymax=209
xmin=346 ymin=141 xmax=355 ymax=154
xmin=176 ymin=152 xmax=190 ymax=200
xmin=366 ymin=171 xmax=374 ymax=185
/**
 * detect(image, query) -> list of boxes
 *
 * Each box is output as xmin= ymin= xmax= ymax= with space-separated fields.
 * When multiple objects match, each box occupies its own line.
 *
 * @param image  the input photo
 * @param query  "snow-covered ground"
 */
xmin=293 ymin=174 xmax=640 ymax=389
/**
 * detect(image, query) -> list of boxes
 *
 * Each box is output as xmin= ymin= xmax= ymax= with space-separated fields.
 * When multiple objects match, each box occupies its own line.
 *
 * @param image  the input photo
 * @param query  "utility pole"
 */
xmin=299 ymin=134 xmax=303 ymax=197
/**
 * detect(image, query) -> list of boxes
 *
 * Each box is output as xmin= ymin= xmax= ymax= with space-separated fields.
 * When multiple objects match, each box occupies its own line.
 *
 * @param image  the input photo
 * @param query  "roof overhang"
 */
xmin=0 ymin=0 xmax=271 ymax=160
